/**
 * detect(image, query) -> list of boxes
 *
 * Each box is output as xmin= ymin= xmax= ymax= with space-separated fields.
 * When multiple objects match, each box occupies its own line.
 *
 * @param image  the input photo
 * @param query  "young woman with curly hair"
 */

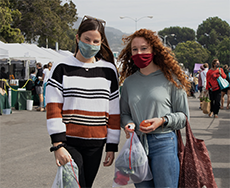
xmin=119 ymin=29 xmax=190 ymax=188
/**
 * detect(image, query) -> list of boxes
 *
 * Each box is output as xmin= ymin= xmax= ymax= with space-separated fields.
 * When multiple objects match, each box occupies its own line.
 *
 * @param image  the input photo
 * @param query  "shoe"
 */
xmin=36 ymin=107 xmax=44 ymax=112
xmin=208 ymin=112 xmax=213 ymax=117
xmin=40 ymin=107 xmax=45 ymax=112
xmin=227 ymin=106 xmax=229 ymax=110
xmin=214 ymin=114 xmax=218 ymax=118
xmin=220 ymin=106 xmax=224 ymax=109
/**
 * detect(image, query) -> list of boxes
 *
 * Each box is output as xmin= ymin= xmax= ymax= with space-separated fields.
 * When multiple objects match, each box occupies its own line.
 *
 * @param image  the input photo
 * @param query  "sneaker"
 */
xmin=214 ymin=114 xmax=218 ymax=118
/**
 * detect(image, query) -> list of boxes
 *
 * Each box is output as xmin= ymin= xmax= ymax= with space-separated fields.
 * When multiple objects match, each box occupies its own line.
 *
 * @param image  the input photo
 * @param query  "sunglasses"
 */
xmin=80 ymin=15 xmax=106 ymax=26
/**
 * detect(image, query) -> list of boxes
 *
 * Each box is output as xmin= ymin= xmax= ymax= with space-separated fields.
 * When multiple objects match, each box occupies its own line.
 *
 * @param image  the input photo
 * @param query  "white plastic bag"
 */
xmin=112 ymin=132 xmax=152 ymax=187
xmin=52 ymin=159 xmax=80 ymax=188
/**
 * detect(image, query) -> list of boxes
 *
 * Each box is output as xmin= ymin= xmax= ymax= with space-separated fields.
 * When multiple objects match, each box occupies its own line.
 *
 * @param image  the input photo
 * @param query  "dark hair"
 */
xmin=1 ymin=67 xmax=5 ymax=72
xmin=203 ymin=63 xmax=209 ymax=68
xmin=223 ymin=64 xmax=228 ymax=70
xmin=211 ymin=59 xmax=219 ymax=68
xmin=36 ymin=62 xmax=42 ymax=68
xmin=75 ymin=18 xmax=114 ymax=64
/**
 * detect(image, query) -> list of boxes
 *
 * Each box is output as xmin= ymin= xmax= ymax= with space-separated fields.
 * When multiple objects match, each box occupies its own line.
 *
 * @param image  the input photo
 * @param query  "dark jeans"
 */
xmin=209 ymin=89 xmax=221 ymax=115
xmin=65 ymin=144 xmax=104 ymax=188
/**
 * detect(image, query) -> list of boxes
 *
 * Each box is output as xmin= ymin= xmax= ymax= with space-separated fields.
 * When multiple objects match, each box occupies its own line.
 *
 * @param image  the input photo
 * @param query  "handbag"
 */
xmin=201 ymin=93 xmax=211 ymax=114
xmin=217 ymin=68 xmax=229 ymax=90
xmin=177 ymin=118 xmax=218 ymax=188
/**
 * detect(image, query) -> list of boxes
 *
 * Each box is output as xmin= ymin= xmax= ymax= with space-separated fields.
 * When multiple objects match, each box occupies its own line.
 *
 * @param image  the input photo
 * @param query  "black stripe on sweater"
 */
xmin=52 ymin=63 xmax=118 ymax=93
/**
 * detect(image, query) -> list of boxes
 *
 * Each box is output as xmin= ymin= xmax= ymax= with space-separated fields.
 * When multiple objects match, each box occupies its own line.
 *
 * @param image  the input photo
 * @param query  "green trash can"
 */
xmin=10 ymin=85 xmax=19 ymax=107
xmin=15 ymin=91 xmax=32 ymax=110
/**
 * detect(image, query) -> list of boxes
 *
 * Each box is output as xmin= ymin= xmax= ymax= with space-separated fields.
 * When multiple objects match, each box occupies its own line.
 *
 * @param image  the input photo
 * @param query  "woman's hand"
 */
xmin=103 ymin=151 xmax=114 ymax=167
xmin=139 ymin=118 xmax=164 ymax=134
xmin=53 ymin=143 xmax=72 ymax=166
xmin=124 ymin=123 xmax=135 ymax=139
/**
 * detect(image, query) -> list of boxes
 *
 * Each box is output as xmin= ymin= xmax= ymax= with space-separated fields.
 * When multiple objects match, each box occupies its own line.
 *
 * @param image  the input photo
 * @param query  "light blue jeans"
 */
xmin=43 ymin=82 xmax=47 ymax=108
xmin=135 ymin=131 xmax=180 ymax=188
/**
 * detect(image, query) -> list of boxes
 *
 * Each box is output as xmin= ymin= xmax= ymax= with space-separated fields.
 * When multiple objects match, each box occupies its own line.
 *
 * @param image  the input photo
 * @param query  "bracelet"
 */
xmin=50 ymin=143 xmax=66 ymax=152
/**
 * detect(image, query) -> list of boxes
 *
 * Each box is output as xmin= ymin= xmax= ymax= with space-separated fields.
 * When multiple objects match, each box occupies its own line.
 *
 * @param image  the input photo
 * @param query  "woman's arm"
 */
xmin=220 ymin=68 xmax=227 ymax=79
xmin=164 ymin=87 xmax=189 ymax=130
xmin=46 ymin=64 xmax=71 ymax=166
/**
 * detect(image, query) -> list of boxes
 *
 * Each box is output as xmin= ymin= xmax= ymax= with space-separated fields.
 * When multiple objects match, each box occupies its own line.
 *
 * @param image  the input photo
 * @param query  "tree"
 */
xmin=196 ymin=17 xmax=230 ymax=61
xmin=11 ymin=0 xmax=78 ymax=50
xmin=216 ymin=37 xmax=230 ymax=65
xmin=158 ymin=26 xmax=195 ymax=49
xmin=174 ymin=41 xmax=210 ymax=72
xmin=0 ymin=0 xmax=24 ymax=43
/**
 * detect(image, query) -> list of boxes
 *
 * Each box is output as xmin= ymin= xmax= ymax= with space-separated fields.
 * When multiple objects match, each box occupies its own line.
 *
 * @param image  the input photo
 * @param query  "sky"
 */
xmin=67 ymin=0 xmax=230 ymax=34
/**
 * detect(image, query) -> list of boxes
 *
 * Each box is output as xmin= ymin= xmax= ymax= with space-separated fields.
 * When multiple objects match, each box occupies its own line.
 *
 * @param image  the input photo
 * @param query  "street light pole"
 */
xmin=158 ymin=34 xmax=175 ymax=46
xmin=120 ymin=16 xmax=153 ymax=31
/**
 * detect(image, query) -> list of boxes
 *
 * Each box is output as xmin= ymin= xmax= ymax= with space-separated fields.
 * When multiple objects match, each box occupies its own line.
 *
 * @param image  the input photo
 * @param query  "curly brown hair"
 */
xmin=118 ymin=29 xmax=190 ymax=94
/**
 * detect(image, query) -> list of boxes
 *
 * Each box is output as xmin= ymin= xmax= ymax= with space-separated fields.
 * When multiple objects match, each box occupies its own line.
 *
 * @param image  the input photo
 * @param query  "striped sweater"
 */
xmin=46 ymin=56 xmax=121 ymax=152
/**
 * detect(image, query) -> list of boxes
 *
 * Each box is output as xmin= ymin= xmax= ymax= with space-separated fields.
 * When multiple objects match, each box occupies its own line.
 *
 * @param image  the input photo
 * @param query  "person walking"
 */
xmin=206 ymin=59 xmax=227 ymax=118
xmin=194 ymin=73 xmax=199 ymax=92
xmin=220 ymin=64 xmax=230 ymax=109
xmin=198 ymin=66 xmax=204 ymax=99
xmin=118 ymin=29 xmax=190 ymax=188
xmin=46 ymin=15 xmax=120 ymax=188
xmin=35 ymin=62 xmax=44 ymax=111
xmin=42 ymin=62 xmax=52 ymax=111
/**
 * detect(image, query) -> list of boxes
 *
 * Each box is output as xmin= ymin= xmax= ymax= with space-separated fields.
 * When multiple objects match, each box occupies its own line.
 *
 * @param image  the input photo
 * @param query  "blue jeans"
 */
xmin=43 ymin=82 xmax=47 ymax=107
xmin=135 ymin=132 xmax=179 ymax=188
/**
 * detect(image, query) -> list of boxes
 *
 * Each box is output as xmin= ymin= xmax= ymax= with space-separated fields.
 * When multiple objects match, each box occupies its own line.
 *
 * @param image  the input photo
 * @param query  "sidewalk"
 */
xmin=0 ymin=94 xmax=229 ymax=188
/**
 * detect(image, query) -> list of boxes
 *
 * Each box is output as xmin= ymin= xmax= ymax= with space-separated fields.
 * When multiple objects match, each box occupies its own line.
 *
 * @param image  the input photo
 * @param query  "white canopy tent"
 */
xmin=58 ymin=49 xmax=74 ymax=57
xmin=0 ymin=41 xmax=73 ymax=79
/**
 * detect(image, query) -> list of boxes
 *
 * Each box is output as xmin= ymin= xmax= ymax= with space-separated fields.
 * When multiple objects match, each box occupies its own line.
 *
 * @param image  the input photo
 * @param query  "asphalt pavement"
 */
xmin=0 ymin=93 xmax=229 ymax=188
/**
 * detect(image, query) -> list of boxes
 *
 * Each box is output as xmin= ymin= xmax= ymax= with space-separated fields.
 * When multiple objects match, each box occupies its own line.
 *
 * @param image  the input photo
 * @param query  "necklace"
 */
xmin=85 ymin=57 xmax=96 ymax=71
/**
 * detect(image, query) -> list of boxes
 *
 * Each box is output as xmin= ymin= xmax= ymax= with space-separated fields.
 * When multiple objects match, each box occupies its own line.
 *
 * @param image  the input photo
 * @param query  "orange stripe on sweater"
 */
xmin=47 ymin=103 xmax=63 ymax=119
xmin=108 ymin=114 xmax=120 ymax=130
xmin=66 ymin=123 xmax=107 ymax=139
xmin=63 ymin=109 xmax=109 ymax=117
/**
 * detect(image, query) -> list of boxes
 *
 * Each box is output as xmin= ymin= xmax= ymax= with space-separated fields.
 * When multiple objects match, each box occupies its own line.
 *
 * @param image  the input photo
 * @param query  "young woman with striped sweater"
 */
xmin=46 ymin=16 xmax=120 ymax=187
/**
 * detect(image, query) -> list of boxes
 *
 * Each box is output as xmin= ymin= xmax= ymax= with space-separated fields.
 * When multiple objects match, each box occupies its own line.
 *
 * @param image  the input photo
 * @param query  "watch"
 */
xmin=162 ymin=116 xmax=168 ymax=126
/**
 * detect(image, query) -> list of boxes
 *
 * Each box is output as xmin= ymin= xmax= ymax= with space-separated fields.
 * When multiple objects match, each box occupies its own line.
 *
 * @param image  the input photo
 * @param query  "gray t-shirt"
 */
xmin=120 ymin=69 xmax=190 ymax=152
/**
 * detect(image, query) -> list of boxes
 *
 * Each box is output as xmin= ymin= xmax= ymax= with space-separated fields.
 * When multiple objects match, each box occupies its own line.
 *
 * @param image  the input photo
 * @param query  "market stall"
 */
xmin=0 ymin=41 xmax=73 ymax=111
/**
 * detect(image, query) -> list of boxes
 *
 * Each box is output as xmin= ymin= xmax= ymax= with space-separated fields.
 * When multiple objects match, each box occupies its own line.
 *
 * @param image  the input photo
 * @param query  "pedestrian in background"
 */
xmin=194 ymin=73 xmax=199 ymax=92
xmin=206 ymin=59 xmax=226 ymax=118
xmin=35 ymin=62 xmax=44 ymax=111
xmin=198 ymin=65 xmax=205 ymax=98
xmin=220 ymin=64 xmax=230 ymax=109
xmin=0 ymin=67 xmax=8 ymax=89
xmin=42 ymin=62 xmax=52 ymax=111
xmin=46 ymin=15 xmax=120 ymax=188
xmin=118 ymin=28 xmax=190 ymax=188
xmin=189 ymin=73 xmax=196 ymax=98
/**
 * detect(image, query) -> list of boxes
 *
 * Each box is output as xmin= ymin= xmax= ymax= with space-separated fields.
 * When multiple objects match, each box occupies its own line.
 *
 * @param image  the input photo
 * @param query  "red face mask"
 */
xmin=131 ymin=53 xmax=154 ymax=68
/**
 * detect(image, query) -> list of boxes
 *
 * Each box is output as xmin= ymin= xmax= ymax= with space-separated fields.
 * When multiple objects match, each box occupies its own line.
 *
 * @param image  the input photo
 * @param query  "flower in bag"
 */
xmin=114 ymin=171 xmax=130 ymax=185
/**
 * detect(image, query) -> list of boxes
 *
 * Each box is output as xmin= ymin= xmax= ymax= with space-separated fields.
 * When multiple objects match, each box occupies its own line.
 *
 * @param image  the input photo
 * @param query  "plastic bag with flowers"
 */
xmin=52 ymin=159 xmax=81 ymax=188
xmin=112 ymin=132 xmax=152 ymax=187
